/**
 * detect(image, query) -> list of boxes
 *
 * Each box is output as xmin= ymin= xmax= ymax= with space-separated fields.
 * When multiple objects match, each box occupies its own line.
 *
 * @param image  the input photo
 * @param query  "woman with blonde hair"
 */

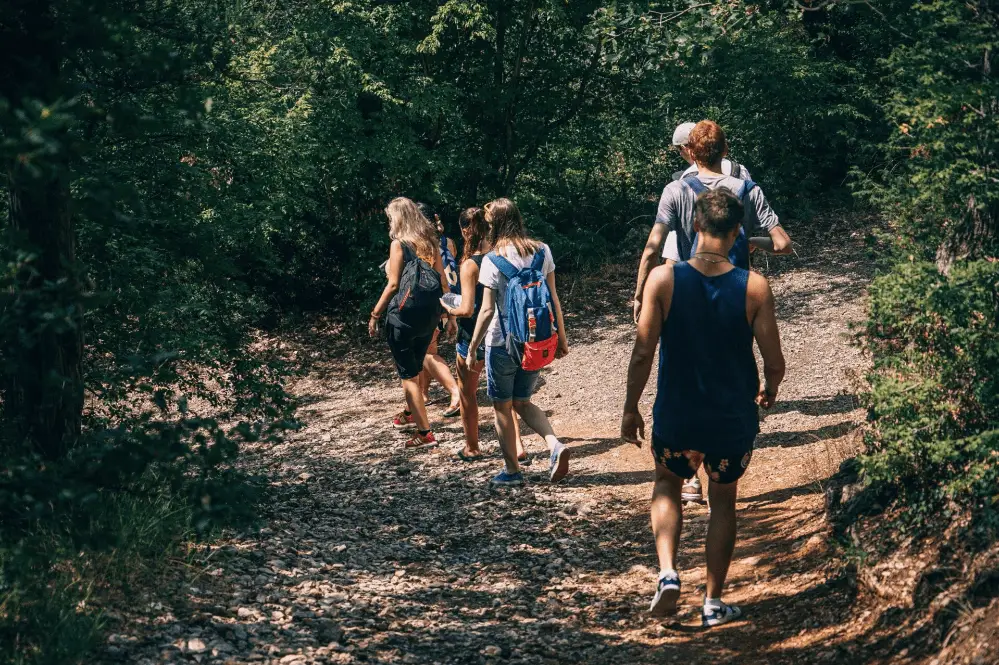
xmin=369 ymin=197 xmax=450 ymax=448
xmin=466 ymin=198 xmax=570 ymax=486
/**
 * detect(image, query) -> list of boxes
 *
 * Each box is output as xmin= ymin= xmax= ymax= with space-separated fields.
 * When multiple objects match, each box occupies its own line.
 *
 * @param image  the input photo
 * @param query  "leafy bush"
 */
xmin=862 ymin=260 xmax=999 ymax=528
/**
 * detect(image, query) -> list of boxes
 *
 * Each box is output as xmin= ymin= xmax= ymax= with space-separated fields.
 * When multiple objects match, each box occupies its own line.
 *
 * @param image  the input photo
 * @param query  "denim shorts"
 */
xmin=486 ymin=344 xmax=540 ymax=402
xmin=455 ymin=339 xmax=485 ymax=362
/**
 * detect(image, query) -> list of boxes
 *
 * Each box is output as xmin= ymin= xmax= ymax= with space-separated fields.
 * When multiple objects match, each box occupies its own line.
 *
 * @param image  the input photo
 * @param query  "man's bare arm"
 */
xmin=767 ymin=225 xmax=792 ymax=255
xmin=624 ymin=264 xmax=672 ymax=413
xmin=633 ymin=224 xmax=667 ymax=322
xmin=748 ymin=273 xmax=785 ymax=405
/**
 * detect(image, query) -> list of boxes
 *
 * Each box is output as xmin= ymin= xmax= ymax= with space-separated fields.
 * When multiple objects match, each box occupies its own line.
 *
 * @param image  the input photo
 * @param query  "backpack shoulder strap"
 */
xmin=400 ymin=242 xmax=416 ymax=262
xmin=738 ymin=179 xmax=757 ymax=201
xmin=488 ymin=251 xmax=518 ymax=280
xmin=530 ymin=247 xmax=546 ymax=272
xmin=682 ymin=175 xmax=708 ymax=195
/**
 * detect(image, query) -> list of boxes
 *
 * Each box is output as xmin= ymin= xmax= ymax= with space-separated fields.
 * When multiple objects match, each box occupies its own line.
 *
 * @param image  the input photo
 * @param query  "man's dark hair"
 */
xmin=694 ymin=189 xmax=743 ymax=237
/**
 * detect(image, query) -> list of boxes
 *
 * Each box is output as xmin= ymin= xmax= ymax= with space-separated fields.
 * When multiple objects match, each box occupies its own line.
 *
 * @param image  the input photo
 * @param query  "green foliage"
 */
xmin=1 ymin=2 xmax=293 ymax=662
xmin=852 ymin=0 xmax=999 ymax=261
xmin=852 ymin=0 xmax=999 ymax=536
xmin=862 ymin=261 xmax=999 ymax=524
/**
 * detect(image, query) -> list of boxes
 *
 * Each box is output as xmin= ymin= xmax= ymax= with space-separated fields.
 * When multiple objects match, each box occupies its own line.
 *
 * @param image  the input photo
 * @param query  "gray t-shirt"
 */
xmin=479 ymin=243 xmax=556 ymax=347
xmin=657 ymin=174 xmax=779 ymax=261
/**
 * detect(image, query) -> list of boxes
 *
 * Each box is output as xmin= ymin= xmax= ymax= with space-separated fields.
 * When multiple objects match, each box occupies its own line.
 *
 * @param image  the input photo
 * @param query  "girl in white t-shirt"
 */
xmin=466 ymin=198 xmax=571 ymax=487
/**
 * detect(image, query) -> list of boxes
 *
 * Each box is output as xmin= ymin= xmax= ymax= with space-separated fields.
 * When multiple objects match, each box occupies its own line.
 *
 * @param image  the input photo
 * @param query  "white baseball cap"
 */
xmin=671 ymin=122 xmax=697 ymax=146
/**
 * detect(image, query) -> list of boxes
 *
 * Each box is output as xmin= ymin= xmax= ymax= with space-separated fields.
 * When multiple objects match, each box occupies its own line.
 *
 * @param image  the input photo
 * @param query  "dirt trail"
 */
xmin=100 ymin=219 xmax=881 ymax=665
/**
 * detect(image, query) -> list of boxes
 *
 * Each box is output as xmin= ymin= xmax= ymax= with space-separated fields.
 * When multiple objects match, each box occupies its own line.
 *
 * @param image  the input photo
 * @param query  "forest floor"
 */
xmin=98 ymin=215 xmax=920 ymax=665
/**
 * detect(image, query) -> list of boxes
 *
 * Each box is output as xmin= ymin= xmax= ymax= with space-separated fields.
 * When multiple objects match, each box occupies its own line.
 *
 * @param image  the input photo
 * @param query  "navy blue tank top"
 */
xmin=440 ymin=235 xmax=460 ymax=295
xmin=457 ymin=254 xmax=485 ymax=344
xmin=652 ymin=262 xmax=760 ymax=449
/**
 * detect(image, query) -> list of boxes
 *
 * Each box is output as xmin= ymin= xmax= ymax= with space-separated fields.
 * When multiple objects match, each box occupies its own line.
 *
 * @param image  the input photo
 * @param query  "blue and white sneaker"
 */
xmin=649 ymin=570 xmax=681 ymax=617
xmin=548 ymin=442 xmax=570 ymax=483
xmin=701 ymin=601 xmax=743 ymax=627
xmin=490 ymin=470 xmax=525 ymax=487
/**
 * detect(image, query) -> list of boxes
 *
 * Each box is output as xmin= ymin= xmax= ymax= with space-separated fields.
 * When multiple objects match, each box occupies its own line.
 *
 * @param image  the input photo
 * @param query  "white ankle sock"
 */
xmin=704 ymin=597 xmax=724 ymax=610
xmin=659 ymin=568 xmax=678 ymax=579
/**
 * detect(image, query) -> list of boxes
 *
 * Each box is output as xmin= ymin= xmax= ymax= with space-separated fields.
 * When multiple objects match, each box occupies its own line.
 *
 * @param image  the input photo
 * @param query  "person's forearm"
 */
xmin=371 ymin=284 xmax=398 ymax=317
xmin=623 ymin=349 xmax=654 ymax=412
xmin=749 ymin=237 xmax=774 ymax=253
xmin=552 ymin=294 xmax=568 ymax=345
xmin=449 ymin=300 xmax=475 ymax=317
xmin=468 ymin=309 xmax=493 ymax=352
xmin=769 ymin=228 xmax=792 ymax=255
xmin=634 ymin=248 xmax=657 ymax=302
xmin=763 ymin=360 xmax=785 ymax=394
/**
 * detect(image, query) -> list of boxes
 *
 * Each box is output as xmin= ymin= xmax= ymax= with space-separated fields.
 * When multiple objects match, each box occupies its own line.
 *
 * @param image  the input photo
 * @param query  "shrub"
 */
xmin=862 ymin=260 xmax=999 ymax=528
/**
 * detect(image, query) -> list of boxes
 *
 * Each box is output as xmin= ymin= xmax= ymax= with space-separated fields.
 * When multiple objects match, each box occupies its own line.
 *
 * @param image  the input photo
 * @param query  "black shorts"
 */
xmin=651 ymin=432 xmax=755 ymax=485
xmin=385 ymin=323 xmax=433 ymax=380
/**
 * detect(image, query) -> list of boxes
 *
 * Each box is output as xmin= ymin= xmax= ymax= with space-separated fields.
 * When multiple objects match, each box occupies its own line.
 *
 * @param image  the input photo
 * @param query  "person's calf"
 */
xmin=705 ymin=480 xmax=739 ymax=599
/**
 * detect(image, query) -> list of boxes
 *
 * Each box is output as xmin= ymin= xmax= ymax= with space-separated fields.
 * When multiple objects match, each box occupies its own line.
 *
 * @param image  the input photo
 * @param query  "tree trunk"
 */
xmin=1 ymin=0 xmax=84 ymax=460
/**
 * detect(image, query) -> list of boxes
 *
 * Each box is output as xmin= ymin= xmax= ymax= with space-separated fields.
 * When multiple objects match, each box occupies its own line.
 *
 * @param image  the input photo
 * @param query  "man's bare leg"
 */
xmin=705 ymin=479 xmax=738 ymax=599
xmin=652 ymin=464 xmax=684 ymax=573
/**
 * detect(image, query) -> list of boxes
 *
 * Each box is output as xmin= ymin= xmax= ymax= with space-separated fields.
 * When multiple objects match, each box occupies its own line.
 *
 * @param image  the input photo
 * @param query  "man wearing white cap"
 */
xmin=670 ymin=122 xmax=751 ymax=181
xmin=662 ymin=122 xmax=756 ymax=262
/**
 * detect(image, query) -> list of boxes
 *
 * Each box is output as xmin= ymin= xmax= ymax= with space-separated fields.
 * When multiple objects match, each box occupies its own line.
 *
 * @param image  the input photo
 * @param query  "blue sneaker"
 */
xmin=548 ymin=443 xmax=570 ymax=483
xmin=649 ymin=570 xmax=681 ymax=617
xmin=490 ymin=470 xmax=525 ymax=487
xmin=701 ymin=601 xmax=743 ymax=627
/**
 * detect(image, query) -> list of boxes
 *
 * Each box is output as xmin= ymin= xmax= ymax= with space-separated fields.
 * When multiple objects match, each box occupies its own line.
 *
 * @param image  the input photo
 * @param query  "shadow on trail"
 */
xmin=768 ymin=395 xmax=859 ymax=417
xmin=165 ymin=437 xmax=864 ymax=665
xmin=756 ymin=421 xmax=858 ymax=449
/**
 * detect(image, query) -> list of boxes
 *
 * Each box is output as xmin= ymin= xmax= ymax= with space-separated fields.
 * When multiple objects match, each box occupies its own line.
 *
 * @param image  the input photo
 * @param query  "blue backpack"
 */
xmin=684 ymin=176 xmax=755 ymax=270
xmin=440 ymin=235 xmax=460 ymax=294
xmin=487 ymin=248 xmax=559 ymax=371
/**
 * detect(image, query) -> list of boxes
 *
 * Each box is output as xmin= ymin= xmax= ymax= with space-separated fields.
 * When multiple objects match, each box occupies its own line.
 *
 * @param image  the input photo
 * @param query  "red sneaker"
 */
xmin=393 ymin=411 xmax=415 ymax=430
xmin=404 ymin=431 xmax=437 ymax=448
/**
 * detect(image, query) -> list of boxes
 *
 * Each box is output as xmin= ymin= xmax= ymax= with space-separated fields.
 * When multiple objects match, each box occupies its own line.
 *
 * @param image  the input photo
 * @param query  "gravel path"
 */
xmin=100 ymin=217 xmax=879 ymax=665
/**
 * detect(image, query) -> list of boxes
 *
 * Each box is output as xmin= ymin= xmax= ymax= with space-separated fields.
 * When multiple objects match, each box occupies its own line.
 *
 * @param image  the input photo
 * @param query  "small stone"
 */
xmin=299 ymin=472 xmax=314 ymax=481
xmin=186 ymin=638 xmax=207 ymax=653
xmin=482 ymin=645 xmax=502 ymax=657
xmin=237 ymin=607 xmax=253 ymax=618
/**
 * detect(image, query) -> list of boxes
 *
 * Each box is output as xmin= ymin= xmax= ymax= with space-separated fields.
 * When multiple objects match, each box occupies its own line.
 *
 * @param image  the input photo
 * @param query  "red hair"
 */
xmin=687 ymin=120 xmax=727 ymax=166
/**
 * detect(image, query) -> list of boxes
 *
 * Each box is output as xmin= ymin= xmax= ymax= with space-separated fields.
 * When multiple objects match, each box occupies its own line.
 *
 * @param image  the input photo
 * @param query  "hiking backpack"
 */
xmin=387 ymin=243 xmax=443 ymax=335
xmin=684 ymin=176 xmax=756 ymax=270
xmin=488 ymin=248 xmax=558 ymax=371
xmin=671 ymin=160 xmax=743 ymax=182
xmin=440 ymin=235 xmax=460 ymax=294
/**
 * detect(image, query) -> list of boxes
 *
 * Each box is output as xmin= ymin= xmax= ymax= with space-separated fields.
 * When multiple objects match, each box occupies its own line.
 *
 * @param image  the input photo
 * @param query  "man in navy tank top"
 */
xmin=621 ymin=188 xmax=786 ymax=628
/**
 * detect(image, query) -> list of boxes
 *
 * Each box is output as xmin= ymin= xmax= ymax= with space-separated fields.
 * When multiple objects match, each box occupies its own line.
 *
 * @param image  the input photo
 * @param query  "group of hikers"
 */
xmin=367 ymin=120 xmax=790 ymax=628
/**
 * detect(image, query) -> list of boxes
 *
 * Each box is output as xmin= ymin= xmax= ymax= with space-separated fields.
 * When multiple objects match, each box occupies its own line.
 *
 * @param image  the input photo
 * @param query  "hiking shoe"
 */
xmin=549 ymin=442 xmax=570 ymax=483
xmin=702 ymin=601 xmax=743 ymax=628
xmin=404 ymin=431 xmax=437 ymax=449
xmin=490 ymin=470 xmax=525 ymax=487
xmin=681 ymin=476 xmax=703 ymax=503
xmin=649 ymin=570 xmax=681 ymax=617
xmin=393 ymin=411 xmax=416 ymax=430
